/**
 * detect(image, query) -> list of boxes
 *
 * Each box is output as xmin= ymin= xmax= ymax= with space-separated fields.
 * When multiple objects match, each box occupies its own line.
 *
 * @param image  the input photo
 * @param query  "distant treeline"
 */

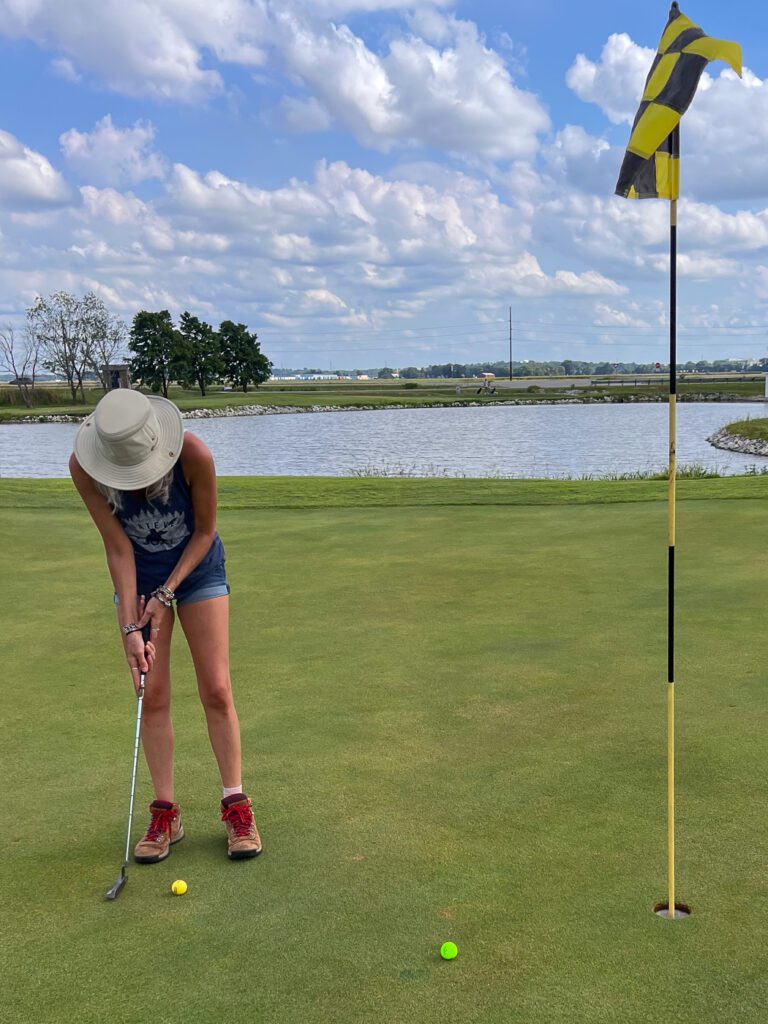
xmin=392 ymin=358 xmax=768 ymax=379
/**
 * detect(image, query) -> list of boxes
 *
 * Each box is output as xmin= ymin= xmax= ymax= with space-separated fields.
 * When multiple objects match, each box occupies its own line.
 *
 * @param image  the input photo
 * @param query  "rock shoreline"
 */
xmin=3 ymin=392 xmax=766 ymax=424
xmin=707 ymin=426 xmax=768 ymax=458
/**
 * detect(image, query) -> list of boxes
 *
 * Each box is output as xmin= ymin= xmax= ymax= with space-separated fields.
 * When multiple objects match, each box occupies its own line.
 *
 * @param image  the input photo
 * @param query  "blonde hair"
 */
xmin=96 ymin=468 xmax=175 ymax=513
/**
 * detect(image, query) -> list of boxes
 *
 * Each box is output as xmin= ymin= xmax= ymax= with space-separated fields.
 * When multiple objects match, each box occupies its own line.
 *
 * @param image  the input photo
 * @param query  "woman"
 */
xmin=69 ymin=388 xmax=262 ymax=863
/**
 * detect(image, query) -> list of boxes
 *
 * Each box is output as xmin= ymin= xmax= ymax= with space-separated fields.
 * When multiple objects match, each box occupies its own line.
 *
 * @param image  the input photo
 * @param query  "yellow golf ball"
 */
xmin=440 ymin=941 xmax=458 ymax=960
xmin=171 ymin=879 xmax=188 ymax=896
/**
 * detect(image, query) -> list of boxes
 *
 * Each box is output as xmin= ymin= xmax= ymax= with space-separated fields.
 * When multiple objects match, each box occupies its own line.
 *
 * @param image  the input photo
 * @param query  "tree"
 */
xmin=87 ymin=303 xmax=129 ymax=390
xmin=175 ymin=312 xmax=221 ymax=397
xmin=377 ymin=366 xmax=395 ymax=379
xmin=129 ymin=310 xmax=179 ymax=397
xmin=0 ymin=325 xmax=42 ymax=408
xmin=26 ymin=291 xmax=100 ymax=402
xmin=218 ymin=321 xmax=271 ymax=393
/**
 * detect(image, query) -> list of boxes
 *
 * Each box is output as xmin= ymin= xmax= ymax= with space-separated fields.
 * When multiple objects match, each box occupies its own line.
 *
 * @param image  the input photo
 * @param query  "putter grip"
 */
xmin=142 ymin=623 xmax=152 ymax=643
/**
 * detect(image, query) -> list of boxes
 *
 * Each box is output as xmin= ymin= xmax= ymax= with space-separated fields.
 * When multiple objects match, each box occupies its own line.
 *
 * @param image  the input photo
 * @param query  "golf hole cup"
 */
xmin=440 ymin=941 xmax=458 ymax=961
xmin=171 ymin=879 xmax=188 ymax=896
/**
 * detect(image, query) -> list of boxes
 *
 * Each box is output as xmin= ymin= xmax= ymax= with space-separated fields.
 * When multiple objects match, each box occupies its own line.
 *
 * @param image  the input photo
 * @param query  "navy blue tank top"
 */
xmin=115 ymin=459 xmax=224 ymax=596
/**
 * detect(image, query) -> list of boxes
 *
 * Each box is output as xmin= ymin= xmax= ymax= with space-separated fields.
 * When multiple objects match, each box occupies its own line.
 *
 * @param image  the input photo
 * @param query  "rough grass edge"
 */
xmin=3 ymin=473 xmax=768 ymax=512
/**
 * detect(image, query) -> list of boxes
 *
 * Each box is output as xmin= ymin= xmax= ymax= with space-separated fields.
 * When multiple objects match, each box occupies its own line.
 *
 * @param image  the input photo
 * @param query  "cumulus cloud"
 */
xmin=466 ymin=253 xmax=625 ymax=298
xmin=544 ymin=125 xmax=618 ymax=197
xmin=0 ymin=154 xmax=629 ymax=334
xmin=280 ymin=96 xmax=333 ymax=133
xmin=593 ymin=304 xmax=649 ymax=328
xmin=60 ymin=116 xmax=167 ymax=186
xmin=0 ymin=0 xmax=268 ymax=101
xmin=566 ymin=34 xmax=654 ymax=125
xmin=650 ymin=254 xmax=742 ymax=279
xmin=0 ymin=2 xmax=548 ymax=160
xmin=274 ymin=9 xmax=549 ymax=159
xmin=0 ymin=129 xmax=73 ymax=209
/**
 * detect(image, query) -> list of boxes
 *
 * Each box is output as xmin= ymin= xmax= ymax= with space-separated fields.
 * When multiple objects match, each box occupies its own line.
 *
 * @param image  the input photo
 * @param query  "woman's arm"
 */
xmin=137 ymin=433 xmax=219 ymax=629
xmin=69 ymin=452 xmax=138 ymax=617
xmin=69 ymin=453 xmax=154 ymax=681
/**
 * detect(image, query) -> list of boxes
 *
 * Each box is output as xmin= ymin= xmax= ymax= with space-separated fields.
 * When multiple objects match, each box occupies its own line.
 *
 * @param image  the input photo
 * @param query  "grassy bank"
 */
xmin=2 ymin=475 xmax=767 ymax=1023
xmin=722 ymin=417 xmax=768 ymax=441
xmin=1 ymin=377 xmax=764 ymax=420
xmin=3 ymin=473 xmax=768 ymax=512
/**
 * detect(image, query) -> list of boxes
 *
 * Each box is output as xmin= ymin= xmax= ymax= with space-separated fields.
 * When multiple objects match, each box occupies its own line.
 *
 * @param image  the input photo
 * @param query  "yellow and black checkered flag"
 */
xmin=615 ymin=2 xmax=741 ymax=199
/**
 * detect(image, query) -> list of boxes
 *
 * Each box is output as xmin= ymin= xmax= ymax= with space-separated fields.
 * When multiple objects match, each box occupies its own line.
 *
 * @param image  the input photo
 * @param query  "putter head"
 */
xmin=105 ymin=867 xmax=127 ymax=901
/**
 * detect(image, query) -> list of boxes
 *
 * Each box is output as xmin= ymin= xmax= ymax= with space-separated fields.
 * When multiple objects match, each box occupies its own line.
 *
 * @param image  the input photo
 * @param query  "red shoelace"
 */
xmin=144 ymin=808 xmax=176 ymax=842
xmin=222 ymin=803 xmax=253 ymax=837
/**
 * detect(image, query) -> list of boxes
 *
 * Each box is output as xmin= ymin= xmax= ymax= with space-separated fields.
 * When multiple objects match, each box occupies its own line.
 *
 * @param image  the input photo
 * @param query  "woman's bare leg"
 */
xmin=177 ymin=596 xmax=241 ymax=788
xmin=133 ymin=608 xmax=176 ymax=802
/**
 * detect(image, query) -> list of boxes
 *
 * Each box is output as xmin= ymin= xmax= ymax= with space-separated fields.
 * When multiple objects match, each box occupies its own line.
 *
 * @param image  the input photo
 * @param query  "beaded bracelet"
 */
xmin=121 ymin=622 xmax=141 ymax=636
xmin=151 ymin=586 xmax=175 ymax=608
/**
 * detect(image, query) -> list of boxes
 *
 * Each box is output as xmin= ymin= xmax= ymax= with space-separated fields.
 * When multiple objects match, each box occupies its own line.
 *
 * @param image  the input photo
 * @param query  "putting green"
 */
xmin=2 ymin=477 xmax=766 ymax=1023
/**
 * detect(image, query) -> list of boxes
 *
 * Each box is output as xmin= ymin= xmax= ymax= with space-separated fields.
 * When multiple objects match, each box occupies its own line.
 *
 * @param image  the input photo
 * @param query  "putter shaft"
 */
xmin=105 ymin=640 xmax=150 ymax=901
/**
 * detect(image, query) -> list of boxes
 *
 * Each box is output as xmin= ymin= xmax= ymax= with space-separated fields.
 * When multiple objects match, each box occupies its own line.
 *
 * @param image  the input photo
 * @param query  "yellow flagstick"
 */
xmin=667 ymin=135 xmax=678 ymax=919
xmin=614 ymin=2 xmax=740 ymax=919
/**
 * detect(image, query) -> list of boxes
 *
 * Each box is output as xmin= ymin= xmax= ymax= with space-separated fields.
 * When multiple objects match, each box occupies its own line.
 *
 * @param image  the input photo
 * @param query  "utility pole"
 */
xmin=509 ymin=305 xmax=513 ymax=381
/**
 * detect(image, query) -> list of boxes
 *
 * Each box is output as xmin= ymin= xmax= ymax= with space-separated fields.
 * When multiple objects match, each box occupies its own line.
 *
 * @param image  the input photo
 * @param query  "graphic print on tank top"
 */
xmin=122 ymin=507 xmax=191 ymax=553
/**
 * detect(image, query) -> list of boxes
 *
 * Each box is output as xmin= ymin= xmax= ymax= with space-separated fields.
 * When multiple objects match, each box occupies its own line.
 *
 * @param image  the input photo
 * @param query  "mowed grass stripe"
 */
xmin=1 ymin=484 xmax=766 ymax=1023
xmin=2 ymin=473 xmax=768 ymax=512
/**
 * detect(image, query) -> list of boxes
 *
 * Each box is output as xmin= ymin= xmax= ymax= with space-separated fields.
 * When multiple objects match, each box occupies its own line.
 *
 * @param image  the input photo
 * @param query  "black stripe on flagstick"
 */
xmin=670 ymin=136 xmax=677 ymax=393
xmin=668 ymin=546 xmax=675 ymax=683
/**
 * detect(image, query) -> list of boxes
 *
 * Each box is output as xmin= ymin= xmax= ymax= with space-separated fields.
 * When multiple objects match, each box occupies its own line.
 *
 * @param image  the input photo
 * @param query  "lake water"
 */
xmin=0 ymin=402 xmax=765 ymax=479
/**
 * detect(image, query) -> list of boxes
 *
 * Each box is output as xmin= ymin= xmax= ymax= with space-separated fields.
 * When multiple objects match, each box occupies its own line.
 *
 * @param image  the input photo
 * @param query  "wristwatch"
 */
xmin=121 ymin=623 xmax=141 ymax=636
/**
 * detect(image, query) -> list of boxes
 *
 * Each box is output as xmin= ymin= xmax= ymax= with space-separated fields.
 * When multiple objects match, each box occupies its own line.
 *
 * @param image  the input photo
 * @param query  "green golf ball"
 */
xmin=440 ymin=941 xmax=458 ymax=960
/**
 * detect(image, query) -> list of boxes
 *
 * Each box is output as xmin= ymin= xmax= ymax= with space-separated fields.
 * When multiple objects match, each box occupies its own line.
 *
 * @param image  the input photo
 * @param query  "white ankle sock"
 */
xmin=223 ymin=784 xmax=244 ymax=799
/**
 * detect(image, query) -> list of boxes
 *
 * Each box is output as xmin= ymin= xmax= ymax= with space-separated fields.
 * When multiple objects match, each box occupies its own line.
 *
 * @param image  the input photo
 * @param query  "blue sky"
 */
xmin=1 ymin=1 xmax=766 ymax=369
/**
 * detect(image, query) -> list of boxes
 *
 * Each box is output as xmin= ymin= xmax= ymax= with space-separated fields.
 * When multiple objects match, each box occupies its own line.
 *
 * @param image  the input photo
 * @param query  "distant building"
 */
xmin=103 ymin=364 xmax=132 ymax=390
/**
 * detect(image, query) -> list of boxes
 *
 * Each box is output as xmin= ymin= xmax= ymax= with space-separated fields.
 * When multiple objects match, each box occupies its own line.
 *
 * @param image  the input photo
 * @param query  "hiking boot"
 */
xmin=221 ymin=794 xmax=263 ymax=859
xmin=134 ymin=800 xmax=184 ymax=863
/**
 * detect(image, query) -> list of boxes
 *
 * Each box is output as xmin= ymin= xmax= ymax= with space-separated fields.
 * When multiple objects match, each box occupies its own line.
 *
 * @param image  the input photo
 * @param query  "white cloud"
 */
xmin=280 ymin=96 xmax=333 ymax=134
xmin=0 ymin=0 xmax=268 ymax=101
xmin=0 ymin=129 xmax=72 ymax=209
xmin=566 ymin=34 xmax=654 ymax=125
xmin=755 ymin=266 xmax=768 ymax=301
xmin=593 ymin=304 xmax=649 ymax=328
xmin=466 ymin=252 xmax=625 ymax=298
xmin=544 ymin=125 xmax=617 ymax=196
xmin=274 ymin=10 xmax=550 ymax=158
xmin=651 ymin=254 xmax=742 ymax=279
xmin=60 ymin=116 xmax=166 ymax=186
xmin=50 ymin=56 xmax=80 ymax=82
xmin=0 ymin=1 xmax=549 ymax=159
xmin=0 ymin=155 xmax=627 ymax=334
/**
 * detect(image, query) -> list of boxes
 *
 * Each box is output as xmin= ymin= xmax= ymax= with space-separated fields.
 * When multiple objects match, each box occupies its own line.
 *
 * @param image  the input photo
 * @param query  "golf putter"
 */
xmin=105 ymin=623 xmax=152 ymax=901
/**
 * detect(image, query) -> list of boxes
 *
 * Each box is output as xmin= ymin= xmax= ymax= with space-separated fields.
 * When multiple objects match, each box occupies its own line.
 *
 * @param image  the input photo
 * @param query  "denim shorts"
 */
xmin=114 ymin=561 xmax=230 ymax=609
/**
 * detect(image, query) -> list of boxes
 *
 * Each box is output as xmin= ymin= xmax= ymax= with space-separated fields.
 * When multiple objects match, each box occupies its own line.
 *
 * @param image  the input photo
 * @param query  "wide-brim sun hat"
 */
xmin=74 ymin=389 xmax=184 ymax=489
